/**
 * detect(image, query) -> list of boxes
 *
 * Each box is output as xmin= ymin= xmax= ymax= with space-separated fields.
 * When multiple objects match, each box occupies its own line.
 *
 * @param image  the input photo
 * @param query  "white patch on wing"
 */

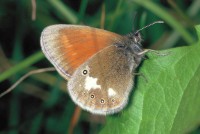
xmin=84 ymin=76 xmax=101 ymax=90
xmin=108 ymin=88 xmax=116 ymax=97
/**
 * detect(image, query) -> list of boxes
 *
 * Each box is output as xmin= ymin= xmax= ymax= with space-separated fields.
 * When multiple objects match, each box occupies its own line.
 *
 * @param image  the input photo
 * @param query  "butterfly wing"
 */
xmin=40 ymin=24 xmax=121 ymax=80
xmin=68 ymin=45 xmax=134 ymax=115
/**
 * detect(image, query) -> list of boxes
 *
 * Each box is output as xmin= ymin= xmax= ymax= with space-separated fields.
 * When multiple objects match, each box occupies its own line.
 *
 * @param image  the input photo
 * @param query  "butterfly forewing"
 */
xmin=40 ymin=25 xmax=121 ymax=79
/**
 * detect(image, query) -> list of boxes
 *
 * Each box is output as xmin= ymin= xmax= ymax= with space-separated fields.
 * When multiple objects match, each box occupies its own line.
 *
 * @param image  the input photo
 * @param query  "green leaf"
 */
xmin=100 ymin=25 xmax=200 ymax=134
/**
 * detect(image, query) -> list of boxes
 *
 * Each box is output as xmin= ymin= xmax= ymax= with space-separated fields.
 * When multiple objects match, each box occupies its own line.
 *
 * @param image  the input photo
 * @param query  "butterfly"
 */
xmin=40 ymin=21 xmax=163 ymax=115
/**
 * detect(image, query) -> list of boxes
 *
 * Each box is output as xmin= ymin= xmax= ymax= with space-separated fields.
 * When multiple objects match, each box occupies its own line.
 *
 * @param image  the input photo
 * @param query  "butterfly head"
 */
xmin=124 ymin=20 xmax=164 ymax=57
xmin=123 ymin=32 xmax=143 ymax=55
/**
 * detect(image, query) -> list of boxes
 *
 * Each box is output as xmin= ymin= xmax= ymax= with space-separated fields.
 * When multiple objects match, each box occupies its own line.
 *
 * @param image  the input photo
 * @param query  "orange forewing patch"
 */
xmin=41 ymin=25 xmax=122 ymax=79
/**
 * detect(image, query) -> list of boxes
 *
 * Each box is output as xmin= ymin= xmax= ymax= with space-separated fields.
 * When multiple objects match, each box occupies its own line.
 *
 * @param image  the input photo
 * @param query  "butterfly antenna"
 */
xmin=135 ymin=21 xmax=164 ymax=34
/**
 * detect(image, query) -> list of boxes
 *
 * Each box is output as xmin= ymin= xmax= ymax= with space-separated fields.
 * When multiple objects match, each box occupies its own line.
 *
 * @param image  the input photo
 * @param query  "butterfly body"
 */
xmin=41 ymin=24 xmax=146 ymax=115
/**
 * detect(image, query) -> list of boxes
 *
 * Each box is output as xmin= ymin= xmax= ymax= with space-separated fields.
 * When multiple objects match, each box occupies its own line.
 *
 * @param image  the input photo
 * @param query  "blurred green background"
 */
xmin=0 ymin=0 xmax=200 ymax=134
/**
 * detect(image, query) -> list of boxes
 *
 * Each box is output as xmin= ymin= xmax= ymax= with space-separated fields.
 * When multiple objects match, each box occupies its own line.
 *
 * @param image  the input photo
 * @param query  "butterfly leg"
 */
xmin=133 ymin=72 xmax=148 ymax=83
xmin=138 ymin=49 xmax=170 ymax=56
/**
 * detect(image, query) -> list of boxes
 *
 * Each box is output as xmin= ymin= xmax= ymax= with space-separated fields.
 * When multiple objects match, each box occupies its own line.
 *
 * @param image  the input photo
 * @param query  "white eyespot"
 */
xmin=90 ymin=94 xmax=95 ymax=98
xmin=108 ymin=88 xmax=117 ymax=97
xmin=82 ymin=69 xmax=88 ymax=75
xmin=84 ymin=76 xmax=101 ymax=91
xmin=100 ymin=99 xmax=105 ymax=104
xmin=82 ymin=66 xmax=90 ymax=76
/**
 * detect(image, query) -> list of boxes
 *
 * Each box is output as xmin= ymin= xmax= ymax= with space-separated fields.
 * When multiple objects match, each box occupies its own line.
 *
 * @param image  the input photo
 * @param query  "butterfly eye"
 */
xmin=134 ymin=32 xmax=139 ymax=36
xmin=100 ymin=99 xmax=105 ymax=104
xmin=82 ymin=69 xmax=88 ymax=75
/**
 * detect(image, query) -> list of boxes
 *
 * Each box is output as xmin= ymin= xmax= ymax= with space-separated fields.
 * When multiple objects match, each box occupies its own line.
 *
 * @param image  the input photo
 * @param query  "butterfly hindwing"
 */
xmin=68 ymin=45 xmax=135 ymax=115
